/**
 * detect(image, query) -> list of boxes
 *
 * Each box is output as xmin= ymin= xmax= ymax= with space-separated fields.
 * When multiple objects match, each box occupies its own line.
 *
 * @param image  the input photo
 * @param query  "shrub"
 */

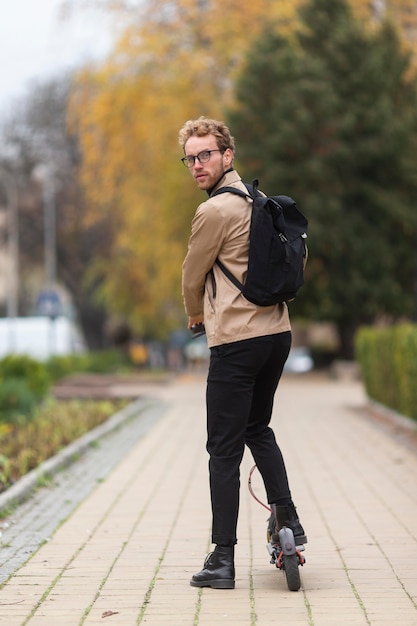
xmin=0 ymin=379 xmax=39 ymax=423
xmin=45 ymin=349 xmax=131 ymax=381
xmin=0 ymin=355 xmax=51 ymax=399
xmin=355 ymin=323 xmax=417 ymax=421
xmin=44 ymin=354 xmax=80 ymax=382
xmin=78 ymin=349 xmax=131 ymax=373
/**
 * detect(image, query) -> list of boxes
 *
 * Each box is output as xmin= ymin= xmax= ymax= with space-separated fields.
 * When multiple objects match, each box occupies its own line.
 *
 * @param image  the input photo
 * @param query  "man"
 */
xmin=180 ymin=116 xmax=306 ymax=589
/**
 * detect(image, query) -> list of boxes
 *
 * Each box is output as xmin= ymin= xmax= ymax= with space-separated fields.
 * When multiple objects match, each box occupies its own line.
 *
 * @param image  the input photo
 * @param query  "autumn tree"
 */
xmin=68 ymin=0 xmax=324 ymax=339
xmin=229 ymin=0 xmax=417 ymax=358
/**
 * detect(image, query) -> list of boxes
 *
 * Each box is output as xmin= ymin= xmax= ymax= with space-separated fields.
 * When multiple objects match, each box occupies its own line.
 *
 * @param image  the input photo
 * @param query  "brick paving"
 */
xmin=0 ymin=372 xmax=416 ymax=625
xmin=0 ymin=398 xmax=166 ymax=585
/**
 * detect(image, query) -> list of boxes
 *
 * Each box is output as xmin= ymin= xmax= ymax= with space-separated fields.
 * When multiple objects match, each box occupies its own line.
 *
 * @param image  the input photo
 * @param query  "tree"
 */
xmin=69 ymin=0 xmax=304 ymax=339
xmin=229 ymin=0 xmax=417 ymax=358
xmin=0 ymin=77 xmax=117 ymax=349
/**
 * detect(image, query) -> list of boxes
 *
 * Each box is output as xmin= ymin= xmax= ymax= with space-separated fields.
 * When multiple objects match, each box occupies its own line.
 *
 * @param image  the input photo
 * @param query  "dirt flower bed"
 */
xmin=0 ymin=398 xmax=128 ymax=493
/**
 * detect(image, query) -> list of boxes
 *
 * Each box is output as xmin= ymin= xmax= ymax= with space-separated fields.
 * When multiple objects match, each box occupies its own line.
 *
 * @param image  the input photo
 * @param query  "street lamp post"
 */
xmin=0 ymin=166 xmax=19 ymax=353
xmin=42 ymin=170 xmax=56 ymax=289
xmin=34 ymin=165 xmax=59 ymax=357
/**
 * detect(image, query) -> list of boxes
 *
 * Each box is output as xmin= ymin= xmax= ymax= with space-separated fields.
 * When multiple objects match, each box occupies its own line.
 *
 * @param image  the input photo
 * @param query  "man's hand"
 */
xmin=188 ymin=315 xmax=204 ymax=330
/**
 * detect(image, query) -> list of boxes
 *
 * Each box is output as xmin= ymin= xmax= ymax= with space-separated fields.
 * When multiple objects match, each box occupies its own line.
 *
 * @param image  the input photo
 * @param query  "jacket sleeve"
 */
xmin=182 ymin=200 xmax=226 ymax=317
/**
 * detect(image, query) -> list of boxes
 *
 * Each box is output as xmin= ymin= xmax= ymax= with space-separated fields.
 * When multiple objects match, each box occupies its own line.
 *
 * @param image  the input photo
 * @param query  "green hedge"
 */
xmin=0 ymin=349 xmax=131 ymax=424
xmin=355 ymin=324 xmax=417 ymax=421
xmin=0 ymin=354 xmax=51 ymax=398
xmin=0 ymin=379 xmax=40 ymax=423
xmin=0 ymin=355 xmax=52 ymax=422
xmin=45 ymin=349 xmax=131 ymax=382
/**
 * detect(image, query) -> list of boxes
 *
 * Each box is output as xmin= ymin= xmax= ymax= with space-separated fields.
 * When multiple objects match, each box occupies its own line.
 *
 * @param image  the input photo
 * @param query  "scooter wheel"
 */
xmin=283 ymin=554 xmax=301 ymax=591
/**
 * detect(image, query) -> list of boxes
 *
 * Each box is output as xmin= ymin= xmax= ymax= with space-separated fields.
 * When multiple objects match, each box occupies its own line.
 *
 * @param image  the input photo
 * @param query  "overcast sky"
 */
xmin=0 ymin=0 xmax=118 ymax=117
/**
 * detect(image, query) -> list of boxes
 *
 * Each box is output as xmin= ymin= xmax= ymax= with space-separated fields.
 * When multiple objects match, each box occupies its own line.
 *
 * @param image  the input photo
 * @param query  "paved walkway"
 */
xmin=0 ymin=372 xmax=416 ymax=625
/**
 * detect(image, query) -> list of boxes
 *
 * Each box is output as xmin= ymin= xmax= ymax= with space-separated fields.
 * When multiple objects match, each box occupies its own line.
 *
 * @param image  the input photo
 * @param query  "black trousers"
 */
xmin=206 ymin=332 xmax=292 ymax=547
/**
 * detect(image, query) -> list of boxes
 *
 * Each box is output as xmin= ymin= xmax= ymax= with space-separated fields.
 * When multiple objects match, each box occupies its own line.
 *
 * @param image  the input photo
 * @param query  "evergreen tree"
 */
xmin=229 ymin=0 xmax=417 ymax=358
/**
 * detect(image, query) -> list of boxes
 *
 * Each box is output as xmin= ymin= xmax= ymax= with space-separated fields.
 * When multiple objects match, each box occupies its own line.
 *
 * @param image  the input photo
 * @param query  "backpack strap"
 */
xmin=245 ymin=179 xmax=261 ymax=197
xmin=215 ymin=258 xmax=244 ymax=291
xmin=210 ymin=185 xmax=251 ymax=200
xmin=210 ymin=179 xmax=260 ymax=200
xmin=210 ymin=180 xmax=260 ymax=291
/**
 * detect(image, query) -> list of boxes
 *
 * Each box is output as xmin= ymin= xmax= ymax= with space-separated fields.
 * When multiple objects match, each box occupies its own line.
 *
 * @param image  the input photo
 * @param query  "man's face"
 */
xmin=184 ymin=134 xmax=233 ymax=190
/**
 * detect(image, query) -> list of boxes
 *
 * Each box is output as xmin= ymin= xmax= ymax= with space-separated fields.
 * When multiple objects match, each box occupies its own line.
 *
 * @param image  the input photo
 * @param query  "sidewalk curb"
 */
xmin=365 ymin=398 xmax=417 ymax=450
xmin=0 ymin=396 xmax=154 ymax=515
xmin=367 ymin=399 xmax=417 ymax=431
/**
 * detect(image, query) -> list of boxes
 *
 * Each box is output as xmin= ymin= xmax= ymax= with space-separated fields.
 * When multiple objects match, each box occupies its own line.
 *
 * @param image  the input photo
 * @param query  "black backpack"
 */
xmin=211 ymin=179 xmax=308 ymax=306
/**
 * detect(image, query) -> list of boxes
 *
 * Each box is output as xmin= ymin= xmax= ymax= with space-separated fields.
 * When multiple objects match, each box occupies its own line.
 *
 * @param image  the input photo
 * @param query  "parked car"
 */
xmin=184 ymin=335 xmax=210 ymax=364
xmin=284 ymin=347 xmax=314 ymax=373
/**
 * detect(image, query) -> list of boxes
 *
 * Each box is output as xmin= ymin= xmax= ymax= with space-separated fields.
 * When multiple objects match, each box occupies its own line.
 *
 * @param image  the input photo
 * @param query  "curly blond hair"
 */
xmin=178 ymin=116 xmax=235 ymax=153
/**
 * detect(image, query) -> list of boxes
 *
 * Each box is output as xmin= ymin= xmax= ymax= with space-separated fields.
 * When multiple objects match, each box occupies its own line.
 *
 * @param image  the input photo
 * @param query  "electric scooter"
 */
xmin=248 ymin=465 xmax=306 ymax=592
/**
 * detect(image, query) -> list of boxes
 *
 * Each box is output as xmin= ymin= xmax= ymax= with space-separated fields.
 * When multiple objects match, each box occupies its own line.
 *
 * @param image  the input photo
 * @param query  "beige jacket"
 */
xmin=182 ymin=169 xmax=291 ymax=348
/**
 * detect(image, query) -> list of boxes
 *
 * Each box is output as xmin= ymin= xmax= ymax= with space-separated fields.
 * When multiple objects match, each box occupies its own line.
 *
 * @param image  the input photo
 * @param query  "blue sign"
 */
xmin=36 ymin=290 xmax=61 ymax=319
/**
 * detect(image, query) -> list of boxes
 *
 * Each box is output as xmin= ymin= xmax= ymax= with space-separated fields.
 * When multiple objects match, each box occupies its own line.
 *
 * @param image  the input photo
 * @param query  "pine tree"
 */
xmin=229 ymin=0 xmax=417 ymax=358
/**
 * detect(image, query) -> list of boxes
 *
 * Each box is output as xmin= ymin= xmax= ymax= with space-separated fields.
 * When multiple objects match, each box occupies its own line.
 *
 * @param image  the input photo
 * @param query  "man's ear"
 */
xmin=224 ymin=148 xmax=233 ymax=166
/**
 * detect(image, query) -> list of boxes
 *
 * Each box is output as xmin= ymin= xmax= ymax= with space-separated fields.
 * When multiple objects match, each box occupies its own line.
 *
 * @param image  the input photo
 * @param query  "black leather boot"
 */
xmin=190 ymin=545 xmax=235 ymax=589
xmin=268 ymin=502 xmax=307 ymax=545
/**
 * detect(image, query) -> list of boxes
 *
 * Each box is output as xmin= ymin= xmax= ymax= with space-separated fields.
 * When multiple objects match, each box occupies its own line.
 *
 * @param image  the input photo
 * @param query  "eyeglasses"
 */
xmin=181 ymin=149 xmax=223 ymax=168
